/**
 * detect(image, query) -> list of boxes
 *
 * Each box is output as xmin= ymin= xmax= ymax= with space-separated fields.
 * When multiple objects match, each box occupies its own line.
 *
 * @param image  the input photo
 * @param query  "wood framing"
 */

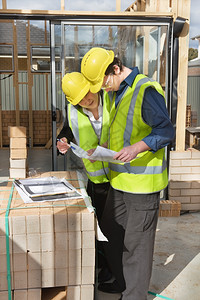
xmin=0 ymin=0 xmax=192 ymax=151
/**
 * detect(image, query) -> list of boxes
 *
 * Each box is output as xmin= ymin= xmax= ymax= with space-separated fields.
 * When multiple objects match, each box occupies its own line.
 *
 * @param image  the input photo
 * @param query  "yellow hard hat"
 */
xmin=62 ymin=72 xmax=90 ymax=105
xmin=81 ymin=47 xmax=114 ymax=93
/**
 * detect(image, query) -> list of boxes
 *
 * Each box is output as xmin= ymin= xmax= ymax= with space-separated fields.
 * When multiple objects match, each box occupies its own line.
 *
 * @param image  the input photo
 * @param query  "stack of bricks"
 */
xmin=9 ymin=126 xmax=27 ymax=179
xmin=0 ymin=171 xmax=95 ymax=300
xmin=159 ymin=200 xmax=181 ymax=217
xmin=168 ymin=149 xmax=200 ymax=211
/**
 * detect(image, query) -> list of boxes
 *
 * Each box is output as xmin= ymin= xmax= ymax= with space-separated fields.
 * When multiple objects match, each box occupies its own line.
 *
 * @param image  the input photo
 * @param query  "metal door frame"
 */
xmin=50 ymin=16 xmax=173 ymax=170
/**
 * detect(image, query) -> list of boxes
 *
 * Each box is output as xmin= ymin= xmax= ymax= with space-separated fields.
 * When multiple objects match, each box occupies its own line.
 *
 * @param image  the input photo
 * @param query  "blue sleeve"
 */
xmin=142 ymin=87 xmax=175 ymax=152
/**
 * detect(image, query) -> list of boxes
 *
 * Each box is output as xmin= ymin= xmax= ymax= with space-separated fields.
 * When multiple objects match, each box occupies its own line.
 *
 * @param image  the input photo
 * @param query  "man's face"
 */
xmin=102 ymin=65 xmax=122 ymax=92
xmin=79 ymin=91 xmax=99 ymax=110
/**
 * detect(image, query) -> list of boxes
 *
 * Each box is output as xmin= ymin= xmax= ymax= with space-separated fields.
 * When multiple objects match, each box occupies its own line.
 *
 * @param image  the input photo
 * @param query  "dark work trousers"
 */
xmin=101 ymin=186 xmax=160 ymax=299
xmin=86 ymin=180 xmax=110 ymax=269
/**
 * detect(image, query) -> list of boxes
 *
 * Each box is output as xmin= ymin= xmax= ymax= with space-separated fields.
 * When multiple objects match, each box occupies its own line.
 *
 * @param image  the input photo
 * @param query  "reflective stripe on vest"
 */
xmin=110 ymin=156 xmax=167 ymax=175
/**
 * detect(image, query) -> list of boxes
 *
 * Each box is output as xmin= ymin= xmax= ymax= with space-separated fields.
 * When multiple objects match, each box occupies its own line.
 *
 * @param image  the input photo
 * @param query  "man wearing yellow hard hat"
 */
xmin=57 ymin=71 xmax=112 ymax=283
xmin=81 ymin=47 xmax=175 ymax=300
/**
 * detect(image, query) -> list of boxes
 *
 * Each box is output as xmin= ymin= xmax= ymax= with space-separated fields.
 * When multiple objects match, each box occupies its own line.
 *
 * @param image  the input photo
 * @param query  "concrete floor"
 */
xmin=1 ymin=148 xmax=200 ymax=300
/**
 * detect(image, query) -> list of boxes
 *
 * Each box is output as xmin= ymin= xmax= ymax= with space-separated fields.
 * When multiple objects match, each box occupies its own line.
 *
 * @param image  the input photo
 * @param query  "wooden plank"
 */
xmin=116 ymin=0 xmax=121 ymax=12
xmin=61 ymin=0 xmax=65 ymax=11
xmin=176 ymin=0 xmax=191 ymax=151
xmin=26 ymin=21 xmax=34 ymax=148
xmin=46 ymin=74 xmax=50 ymax=143
xmin=13 ymin=21 xmax=20 ymax=126
xmin=0 ymin=9 xmax=174 ymax=17
xmin=0 ymin=79 xmax=2 ymax=148
xmin=2 ymin=0 xmax=7 ymax=10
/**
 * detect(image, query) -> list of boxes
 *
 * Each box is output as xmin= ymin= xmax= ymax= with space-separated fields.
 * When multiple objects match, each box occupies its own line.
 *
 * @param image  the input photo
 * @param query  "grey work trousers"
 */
xmin=101 ymin=186 xmax=160 ymax=300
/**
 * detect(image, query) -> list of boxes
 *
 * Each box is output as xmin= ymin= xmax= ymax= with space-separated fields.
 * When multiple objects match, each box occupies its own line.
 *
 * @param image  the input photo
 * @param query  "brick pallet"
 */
xmin=0 ymin=171 xmax=95 ymax=300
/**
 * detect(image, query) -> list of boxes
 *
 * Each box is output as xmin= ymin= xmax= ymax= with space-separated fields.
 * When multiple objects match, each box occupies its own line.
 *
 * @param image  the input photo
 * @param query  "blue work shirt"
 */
xmin=115 ymin=67 xmax=175 ymax=152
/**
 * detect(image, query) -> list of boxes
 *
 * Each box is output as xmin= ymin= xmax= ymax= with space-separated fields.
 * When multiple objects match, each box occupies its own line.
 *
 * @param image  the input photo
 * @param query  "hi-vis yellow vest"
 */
xmin=108 ymin=74 xmax=168 ymax=193
xmin=68 ymin=96 xmax=110 ymax=184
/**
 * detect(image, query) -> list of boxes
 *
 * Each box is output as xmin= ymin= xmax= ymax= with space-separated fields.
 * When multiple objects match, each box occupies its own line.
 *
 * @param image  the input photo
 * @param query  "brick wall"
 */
xmin=169 ymin=149 xmax=200 ymax=211
xmin=2 ymin=110 xmax=52 ymax=146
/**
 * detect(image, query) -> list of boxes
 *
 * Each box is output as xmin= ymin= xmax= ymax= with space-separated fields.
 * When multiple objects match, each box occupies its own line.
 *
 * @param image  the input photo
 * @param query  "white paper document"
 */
xmin=14 ymin=176 xmax=83 ymax=203
xmin=70 ymin=142 xmax=123 ymax=163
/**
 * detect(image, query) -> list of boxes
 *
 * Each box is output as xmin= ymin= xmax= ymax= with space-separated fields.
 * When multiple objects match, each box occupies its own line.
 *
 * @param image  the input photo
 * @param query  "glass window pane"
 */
xmin=63 ymin=24 xmax=168 ymax=86
xmin=31 ymin=46 xmax=61 ymax=72
xmin=0 ymin=46 xmax=14 ymax=72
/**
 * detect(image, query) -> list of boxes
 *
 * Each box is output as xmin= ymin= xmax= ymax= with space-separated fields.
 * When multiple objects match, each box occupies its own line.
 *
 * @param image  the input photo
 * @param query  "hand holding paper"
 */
xmin=70 ymin=142 xmax=123 ymax=163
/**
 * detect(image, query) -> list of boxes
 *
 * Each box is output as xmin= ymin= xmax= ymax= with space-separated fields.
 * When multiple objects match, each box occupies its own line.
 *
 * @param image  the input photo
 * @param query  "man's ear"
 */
xmin=113 ymin=65 xmax=120 ymax=75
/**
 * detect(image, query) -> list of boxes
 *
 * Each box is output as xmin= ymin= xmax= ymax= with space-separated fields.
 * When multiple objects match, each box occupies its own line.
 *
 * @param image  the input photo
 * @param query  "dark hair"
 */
xmin=105 ymin=57 xmax=123 ymax=75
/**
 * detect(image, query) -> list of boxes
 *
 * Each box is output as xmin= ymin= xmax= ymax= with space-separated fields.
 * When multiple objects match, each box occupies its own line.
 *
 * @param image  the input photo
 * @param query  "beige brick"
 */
xmin=28 ymin=252 xmax=41 ymax=270
xmin=55 ymin=251 xmax=68 ymax=268
xmin=191 ymin=181 xmax=200 ymax=188
xmin=169 ymin=196 xmax=190 ymax=204
xmin=81 ymin=266 xmax=95 ymax=285
xmin=168 ymin=189 xmax=181 ymax=197
xmin=8 ymin=126 xmax=26 ymax=138
xmin=190 ymin=196 xmax=200 ymax=203
xmin=81 ymin=285 xmax=94 ymax=300
xmin=41 ymin=252 xmax=54 ymax=269
xmin=40 ymin=212 xmax=53 ymax=233
xmin=68 ymin=267 xmax=81 ymax=285
xmin=10 ymin=149 xmax=27 ymax=159
xmin=42 ymin=269 xmax=55 ymax=287
xmin=0 ymin=291 xmax=13 ymax=300
xmin=0 ymin=236 xmax=6 ymax=254
xmin=69 ymin=231 xmax=81 ymax=249
xmin=182 ymin=159 xmax=200 ymax=167
xmin=11 ymin=215 xmax=26 ymax=235
xmin=0 ymin=273 xmax=8 ymax=291
xmin=14 ymin=289 xmax=27 ymax=300
xmin=181 ymin=174 xmax=200 ymax=181
xmin=181 ymin=188 xmax=200 ymax=196
xmin=82 ymin=212 xmax=95 ymax=231
xmin=9 ymin=168 xmax=26 ymax=179
xmin=170 ymin=166 xmax=191 ymax=174
xmin=41 ymin=233 xmax=54 ymax=252
xmin=55 ymin=268 xmax=68 ymax=286
xmin=191 ymin=166 xmax=200 ymax=174
xmin=69 ymin=249 xmax=81 ymax=268
xmin=82 ymin=231 xmax=95 ymax=249
xmin=10 ymin=137 xmax=26 ymax=149
xmin=168 ymin=174 xmax=181 ymax=181
xmin=169 ymin=160 xmax=181 ymax=167
xmin=66 ymin=285 xmax=80 ymax=300
xmin=68 ymin=213 xmax=81 ymax=232
xmin=0 ymin=254 xmax=7 ymax=273
xmin=13 ymin=271 xmax=27 ymax=289
xmin=82 ymin=248 xmax=95 ymax=267
xmin=28 ymin=289 xmax=41 ymax=300
xmin=27 ymin=234 xmax=40 ymax=252
xmin=55 ymin=232 xmax=68 ymax=251
xmin=54 ymin=211 xmax=67 ymax=233
xmin=169 ymin=181 xmax=191 ymax=189
xmin=28 ymin=269 xmax=42 ymax=288
xmin=191 ymin=151 xmax=200 ymax=159
xmin=13 ymin=253 xmax=27 ymax=272
xmin=181 ymin=203 xmax=200 ymax=211
xmin=12 ymin=234 xmax=27 ymax=253
xmin=10 ymin=158 xmax=26 ymax=168
xmin=26 ymin=215 xmax=40 ymax=234
xmin=170 ymin=151 xmax=191 ymax=159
